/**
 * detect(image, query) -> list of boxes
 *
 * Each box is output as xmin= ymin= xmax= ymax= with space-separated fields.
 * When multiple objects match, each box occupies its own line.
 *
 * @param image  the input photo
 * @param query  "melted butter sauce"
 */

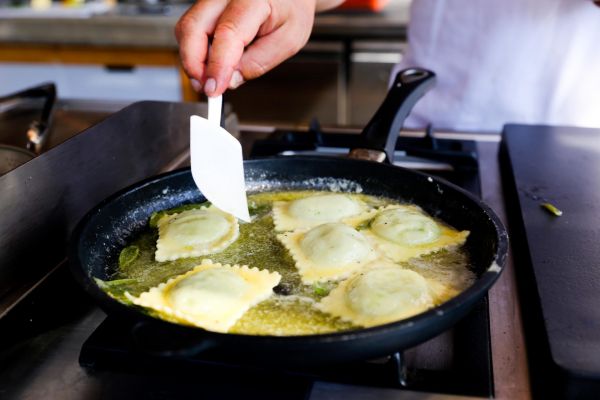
xmin=102 ymin=190 xmax=475 ymax=336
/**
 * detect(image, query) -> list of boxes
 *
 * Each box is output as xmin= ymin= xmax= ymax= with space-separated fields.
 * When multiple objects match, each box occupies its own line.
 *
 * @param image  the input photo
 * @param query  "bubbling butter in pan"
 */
xmin=101 ymin=190 xmax=476 ymax=335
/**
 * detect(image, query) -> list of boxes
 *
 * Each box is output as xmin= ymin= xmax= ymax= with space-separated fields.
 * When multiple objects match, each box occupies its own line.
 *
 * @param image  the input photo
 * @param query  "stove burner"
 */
xmin=81 ymin=296 xmax=492 ymax=397
xmin=250 ymin=121 xmax=478 ymax=170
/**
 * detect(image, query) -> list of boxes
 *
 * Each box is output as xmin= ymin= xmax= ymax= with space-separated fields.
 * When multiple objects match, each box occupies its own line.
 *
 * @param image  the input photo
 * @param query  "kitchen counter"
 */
xmin=0 ymin=1 xmax=409 ymax=48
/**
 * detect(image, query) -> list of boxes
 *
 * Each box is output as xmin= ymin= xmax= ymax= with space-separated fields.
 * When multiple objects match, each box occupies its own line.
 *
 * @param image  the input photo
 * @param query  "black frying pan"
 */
xmin=69 ymin=69 xmax=508 ymax=364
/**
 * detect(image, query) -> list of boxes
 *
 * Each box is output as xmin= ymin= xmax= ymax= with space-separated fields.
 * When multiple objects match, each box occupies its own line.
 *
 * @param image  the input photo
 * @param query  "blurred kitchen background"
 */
xmin=0 ymin=0 xmax=409 ymax=127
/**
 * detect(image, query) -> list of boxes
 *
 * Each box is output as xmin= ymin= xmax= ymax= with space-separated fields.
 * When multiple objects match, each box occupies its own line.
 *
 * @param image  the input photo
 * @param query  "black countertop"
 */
xmin=501 ymin=124 xmax=600 ymax=398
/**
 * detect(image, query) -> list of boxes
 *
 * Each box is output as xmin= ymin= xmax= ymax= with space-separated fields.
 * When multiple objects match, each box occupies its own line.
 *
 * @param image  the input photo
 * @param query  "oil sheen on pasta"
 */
xmin=101 ymin=191 xmax=476 ymax=335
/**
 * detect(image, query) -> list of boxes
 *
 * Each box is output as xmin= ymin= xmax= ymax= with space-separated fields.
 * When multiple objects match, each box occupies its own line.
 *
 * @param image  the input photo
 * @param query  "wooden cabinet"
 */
xmin=0 ymin=44 xmax=197 ymax=102
xmin=0 ymin=39 xmax=405 ymax=127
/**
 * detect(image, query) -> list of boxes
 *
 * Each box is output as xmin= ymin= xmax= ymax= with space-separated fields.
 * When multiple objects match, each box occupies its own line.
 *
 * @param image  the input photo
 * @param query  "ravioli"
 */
xmin=316 ymin=260 xmax=433 ymax=327
xmin=358 ymin=206 xmax=469 ymax=262
xmin=155 ymin=207 xmax=239 ymax=262
xmin=277 ymin=222 xmax=378 ymax=284
xmin=109 ymin=190 xmax=476 ymax=336
xmin=273 ymin=193 xmax=366 ymax=231
xmin=125 ymin=260 xmax=281 ymax=333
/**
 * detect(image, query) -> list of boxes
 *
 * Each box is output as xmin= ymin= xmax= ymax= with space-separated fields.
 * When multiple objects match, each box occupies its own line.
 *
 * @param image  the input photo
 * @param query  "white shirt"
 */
xmin=393 ymin=0 xmax=600 ymax=132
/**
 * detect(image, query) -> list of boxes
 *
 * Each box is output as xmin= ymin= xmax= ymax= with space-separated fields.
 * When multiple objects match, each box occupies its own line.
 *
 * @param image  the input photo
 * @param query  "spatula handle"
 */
xmin=208 ymin=95 xmax=223 ymax=127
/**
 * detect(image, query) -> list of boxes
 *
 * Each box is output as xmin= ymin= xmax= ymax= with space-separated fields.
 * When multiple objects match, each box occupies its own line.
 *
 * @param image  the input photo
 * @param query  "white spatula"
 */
xmin=190 ymin=95 xmax=250 ymax=222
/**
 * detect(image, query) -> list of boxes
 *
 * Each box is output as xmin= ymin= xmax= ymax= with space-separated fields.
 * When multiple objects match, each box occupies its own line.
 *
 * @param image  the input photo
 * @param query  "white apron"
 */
xmin=393 ymin=0 xmax=600 ymax=131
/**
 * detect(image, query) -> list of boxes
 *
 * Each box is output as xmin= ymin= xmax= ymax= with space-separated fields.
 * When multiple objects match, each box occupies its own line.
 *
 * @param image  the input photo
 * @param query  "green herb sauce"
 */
xmin=100 ymin=190 xmax=475 ymax=335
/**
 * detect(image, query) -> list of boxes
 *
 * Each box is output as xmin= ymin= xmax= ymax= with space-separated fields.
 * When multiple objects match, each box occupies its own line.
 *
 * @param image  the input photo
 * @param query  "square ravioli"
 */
xmin=272 ymin=193 xmax=367 ymax=231
xmin=277 ymin=222 xmax=379 ymax=284
xmin=316 ymin=260 xmax=433 ymax=327
xmin=347 ymin=205 xmax=469 ymax=262
xmin=155 ymin=206 xmax=239 ymax=262
xmin=126 ymin=260 xmax=281 ymax=333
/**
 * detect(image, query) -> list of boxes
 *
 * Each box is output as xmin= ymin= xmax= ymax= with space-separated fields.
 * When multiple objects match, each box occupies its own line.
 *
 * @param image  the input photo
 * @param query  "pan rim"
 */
xmin=69 ymin=155 xmax=508 ymax=344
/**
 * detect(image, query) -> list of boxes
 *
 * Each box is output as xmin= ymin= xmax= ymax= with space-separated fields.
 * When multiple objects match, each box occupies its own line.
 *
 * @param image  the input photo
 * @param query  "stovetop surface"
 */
xmin=0 ymin=102 xmax=526 ymax=399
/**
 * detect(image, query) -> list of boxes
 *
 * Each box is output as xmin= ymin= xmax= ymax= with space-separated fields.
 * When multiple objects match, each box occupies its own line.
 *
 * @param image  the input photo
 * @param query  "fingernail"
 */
xmin=204 ymin=78 xmax=217 ymax=96
xmin=190 ymin=78 xmax=202 ymax=92
xmin=229 ymin=70 xmax=244 ymax=89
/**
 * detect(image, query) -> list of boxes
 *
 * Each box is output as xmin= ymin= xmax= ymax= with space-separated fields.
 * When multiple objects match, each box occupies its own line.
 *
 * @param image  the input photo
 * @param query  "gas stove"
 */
xmin=0 ymin=101 xmax=525 ymax=399
xmin=77 ymin=124 xmax=492 ymax=399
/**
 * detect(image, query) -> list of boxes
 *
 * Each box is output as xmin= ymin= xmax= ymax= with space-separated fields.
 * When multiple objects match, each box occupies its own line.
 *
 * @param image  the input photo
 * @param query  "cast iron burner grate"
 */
xmin=81 ymin=298 xmax=491 ymax=398
xmin=250 ymin=121 xmax=480 ymax=195
xmin=80 ymin=128 xmax=492 ymax=398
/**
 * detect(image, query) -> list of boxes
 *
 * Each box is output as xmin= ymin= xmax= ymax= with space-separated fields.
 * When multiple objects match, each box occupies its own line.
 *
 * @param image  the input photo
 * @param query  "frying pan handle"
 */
xmin=26 ymin=83 xmax=56 ymax=155
xmin=350 ymin=68 xmax=436 ymax=163
xmin=0 ymin=82 xmax=57 ymax=155
xmin=131 ymin=320 xmax=218 ymax=358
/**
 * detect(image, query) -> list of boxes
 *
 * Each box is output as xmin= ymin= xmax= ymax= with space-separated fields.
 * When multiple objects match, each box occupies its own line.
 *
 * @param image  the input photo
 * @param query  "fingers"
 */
xmin=175 ymin=0 xmax=228 ymax=85
xmin=238 ymin=22 xmax=311 ymax=81
xmin=176 ymin=0 xmax=317 ymax=96
xmin=204 ymin=0 xmax=271 ymax=96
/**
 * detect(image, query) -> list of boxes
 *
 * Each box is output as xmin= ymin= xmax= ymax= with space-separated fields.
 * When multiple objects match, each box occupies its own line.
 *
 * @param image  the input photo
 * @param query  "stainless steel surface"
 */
xmin=227 ymin=39 xmax=410 ymax=126
xmin=0 ymin=302 xmax=107 ymax=399
xmin=0 ymin=101 xmax=198 ymax=316
xmin=0 ymin=6 xmax=185 ymax=48
xmin=0 ymin=101 xmax=237 ymax=319
xmin=0 ymin=145 xmax=34 ymax=175
xmin=349 ymin=41 xmax=406 ymax=125
xmin=0 ymin=98 xmax=126 ymax=152
xmin=226 ymin=49 xmax=343 ymax=125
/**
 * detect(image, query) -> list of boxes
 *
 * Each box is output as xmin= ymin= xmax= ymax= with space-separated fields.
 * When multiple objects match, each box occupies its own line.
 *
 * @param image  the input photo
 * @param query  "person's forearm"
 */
xmin=316 ymin=0 xmax=345 ymax=12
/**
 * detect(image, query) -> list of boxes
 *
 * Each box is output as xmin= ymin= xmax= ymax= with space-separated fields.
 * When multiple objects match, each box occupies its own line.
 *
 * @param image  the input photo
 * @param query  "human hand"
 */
xmin=175 ymin=0 xmax=319 ymax=97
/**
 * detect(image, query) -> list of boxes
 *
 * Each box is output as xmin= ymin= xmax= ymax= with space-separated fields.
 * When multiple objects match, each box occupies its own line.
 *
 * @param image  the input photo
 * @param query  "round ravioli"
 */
xmin=317 ymin=261 xmax=433 ymax=327
xmin=168 ymin=268 xmax=248 ymax=317
xmin=371 ymin=208 xmax=441 ymax=245
xmin=273 ymin=193 xmax=366 ymax=231
xmin=277 ymin=222 xmax=378 ymax=284
xmin=125 ymin=260 xmax=281 ymax=333
xmin=362 ymin=206 xmax=469 ymax=262
xmin=155 ymin=207 xmax=239 ymax=262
